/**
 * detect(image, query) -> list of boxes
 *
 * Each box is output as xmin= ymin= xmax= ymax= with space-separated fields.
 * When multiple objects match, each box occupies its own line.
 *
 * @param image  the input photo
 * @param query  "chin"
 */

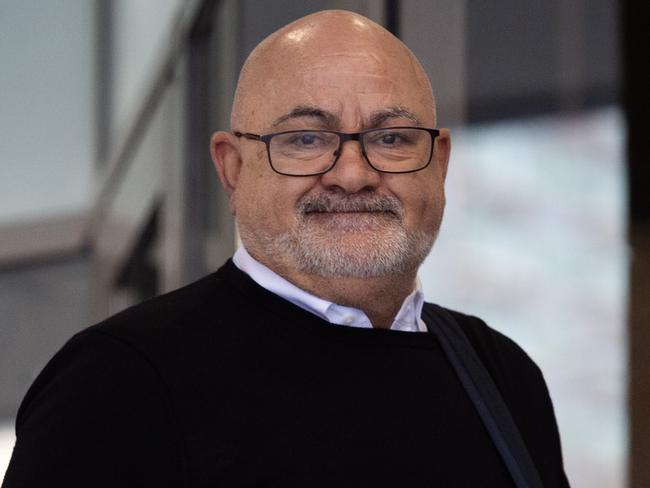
xmin=280 ymin=224 xmax=436 ymax=279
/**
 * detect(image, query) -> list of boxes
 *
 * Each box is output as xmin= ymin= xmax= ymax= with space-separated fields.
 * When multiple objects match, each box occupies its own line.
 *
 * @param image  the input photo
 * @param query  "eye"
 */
xmin=299 ymin=134 xmax=318 ymax=145
xmin=287 ymin=132 xmax=324 ymax=147
xmin=366 ymin=129 xmax=423 ymax=149
xmin=273 ymin=131 xmax=339 ymax=158
xmin=380 ymin=133 xmax=398 ymax=144
xmin=369 ymin=130 xmax=409 ymax=146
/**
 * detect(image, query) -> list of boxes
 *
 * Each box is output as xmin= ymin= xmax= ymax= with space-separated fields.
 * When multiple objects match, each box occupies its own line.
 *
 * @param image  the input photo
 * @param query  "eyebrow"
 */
xmin=271 ymin=105 xmax=338 ymax=128
xmin=369 ymin=106 xmax=420 ymax=127
xmin=270 ymin=104 xmax=421 ymax=130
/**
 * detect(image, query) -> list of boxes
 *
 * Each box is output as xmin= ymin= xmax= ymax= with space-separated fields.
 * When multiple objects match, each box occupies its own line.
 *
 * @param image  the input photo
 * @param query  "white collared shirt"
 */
xmin=232 ymin=246 xmax=427 ymax=332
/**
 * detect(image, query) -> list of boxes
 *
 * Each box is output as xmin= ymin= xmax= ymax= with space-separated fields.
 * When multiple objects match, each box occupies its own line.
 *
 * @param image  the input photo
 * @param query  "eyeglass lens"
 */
xmin=268 ymin=128 xmax=433 ymax=176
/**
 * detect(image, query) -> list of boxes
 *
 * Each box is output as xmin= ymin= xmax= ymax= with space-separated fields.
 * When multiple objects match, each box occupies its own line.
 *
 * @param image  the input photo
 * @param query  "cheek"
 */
xmin=235 ymin=177 xmax=280 ymax=228
xmin=413 ymin=191 xmax=444 ymax=228
xmin=233 ymin=149 xmax=276 ymax=214
xmin=234 ymin=165 xmax=316 ymax=234
xmin=391 ymin=174 xmax=446 ymax=231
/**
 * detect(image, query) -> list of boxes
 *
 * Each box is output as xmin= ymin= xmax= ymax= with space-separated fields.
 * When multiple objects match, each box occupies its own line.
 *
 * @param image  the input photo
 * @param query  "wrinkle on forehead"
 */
xmin=231 ymin=10 xmax=436 ymax=129
xmin=303 ymin=69 xmax=397 ymax=92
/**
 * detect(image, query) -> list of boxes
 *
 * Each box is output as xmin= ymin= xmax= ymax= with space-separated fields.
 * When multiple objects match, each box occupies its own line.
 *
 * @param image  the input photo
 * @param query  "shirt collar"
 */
xmin=232 ymin=246 xmax=426 ymax=332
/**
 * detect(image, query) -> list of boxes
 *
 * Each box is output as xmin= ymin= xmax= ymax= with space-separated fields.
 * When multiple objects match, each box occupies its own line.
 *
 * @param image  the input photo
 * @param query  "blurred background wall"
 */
xmin=1 ymin=1 xmax=647 ymax=486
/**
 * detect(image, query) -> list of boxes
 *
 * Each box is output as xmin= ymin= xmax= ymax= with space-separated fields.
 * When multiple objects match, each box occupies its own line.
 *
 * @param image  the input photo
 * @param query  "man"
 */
xmin=3 ymin=10 xmax=569 ymax=487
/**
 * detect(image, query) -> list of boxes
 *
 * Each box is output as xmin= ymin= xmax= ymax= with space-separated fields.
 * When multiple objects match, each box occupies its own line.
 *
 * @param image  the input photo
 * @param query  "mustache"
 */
xmin=297 ymin=193 xmax=404 ymax=218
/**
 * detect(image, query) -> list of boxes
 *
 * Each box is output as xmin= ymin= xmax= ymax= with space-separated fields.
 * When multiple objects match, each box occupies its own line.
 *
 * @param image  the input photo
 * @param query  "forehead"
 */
xmin=245 ymin=41 xmax=434 ymax=130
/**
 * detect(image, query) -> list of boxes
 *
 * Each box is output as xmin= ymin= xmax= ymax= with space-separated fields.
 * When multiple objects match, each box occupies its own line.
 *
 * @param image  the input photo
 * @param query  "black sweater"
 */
xmin=3 ymin=260 xmax=570 ymax=487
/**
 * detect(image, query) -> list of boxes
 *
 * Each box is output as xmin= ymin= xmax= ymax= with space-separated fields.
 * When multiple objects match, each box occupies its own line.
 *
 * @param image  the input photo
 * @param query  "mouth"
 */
xmin=303 ymin=209 xmax=400 ymax=222
xmin=305 ymin=209 xmax=395 ymax=215
xmin=300 ymin=209 xmax=401 ymax=234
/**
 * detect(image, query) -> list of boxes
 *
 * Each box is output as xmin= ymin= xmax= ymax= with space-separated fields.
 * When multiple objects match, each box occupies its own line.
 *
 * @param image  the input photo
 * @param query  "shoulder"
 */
xmin=7 ymin=266 xmax=249 ymax=486
xmin=15 ymin=263 xmax=244 ymax=430
xmin=440 ymin=306 xmax=544 ymax=386
xmin=423 ymin=303 xmax=543 ymax=382
xmin=92 ymin=268 xmax=225 ymax=339
xmin=8 ymin=327 xmax=186 ymax=486
xmin=6 ymin=265 xmax=228 ymax=485
xmin=424 ymin=304 xmax=569 ymax=486
xmin=16 ymin=327 xmax=169 ymax=427
xmin=422 ymin=303 xmax=552 ymax=430
xmin=82 ymin=263 xmax=248 ymax=358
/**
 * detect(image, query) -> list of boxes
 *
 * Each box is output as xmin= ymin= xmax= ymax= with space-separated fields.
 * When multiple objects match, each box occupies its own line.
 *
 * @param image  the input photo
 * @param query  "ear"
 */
xmin=210 ymin=131 xmax=242 ymax=215
xmin=434 ymin=128 xmax=451 ymax=181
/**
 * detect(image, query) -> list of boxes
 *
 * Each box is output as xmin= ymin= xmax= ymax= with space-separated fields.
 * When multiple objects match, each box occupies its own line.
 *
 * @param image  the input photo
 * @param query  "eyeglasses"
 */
xmin=234 ymin=127 xmax=440 ymax=177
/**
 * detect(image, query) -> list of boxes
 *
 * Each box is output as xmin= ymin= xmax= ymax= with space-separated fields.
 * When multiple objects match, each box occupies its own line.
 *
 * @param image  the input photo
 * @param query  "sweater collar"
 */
xmin=232 ymin=246 xmax=425 ymax=332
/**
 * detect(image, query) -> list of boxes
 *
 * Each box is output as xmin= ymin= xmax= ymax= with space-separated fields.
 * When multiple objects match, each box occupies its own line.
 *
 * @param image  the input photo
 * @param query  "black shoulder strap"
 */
xmin=422 ymin=304 xmax=544 ymax=488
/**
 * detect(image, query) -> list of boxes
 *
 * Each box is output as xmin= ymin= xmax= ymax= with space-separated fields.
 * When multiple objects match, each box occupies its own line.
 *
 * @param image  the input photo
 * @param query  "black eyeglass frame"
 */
xmin=233 ymin=127 xmax=440 ymax=177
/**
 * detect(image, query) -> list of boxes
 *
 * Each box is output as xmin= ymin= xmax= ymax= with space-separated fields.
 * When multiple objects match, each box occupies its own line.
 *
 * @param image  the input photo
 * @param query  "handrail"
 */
xmin=83 ymin=0 xmax=207 ymax=245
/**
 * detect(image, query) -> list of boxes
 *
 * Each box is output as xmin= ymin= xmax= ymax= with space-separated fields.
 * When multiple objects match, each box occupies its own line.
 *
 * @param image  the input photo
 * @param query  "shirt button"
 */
xmin=343 ymin=316 xmax=354 ymax=325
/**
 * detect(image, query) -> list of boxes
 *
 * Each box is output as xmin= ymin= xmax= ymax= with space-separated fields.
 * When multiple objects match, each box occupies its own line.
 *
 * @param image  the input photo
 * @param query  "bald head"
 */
xmin=231 ymin=10 xmax=436 ymax=130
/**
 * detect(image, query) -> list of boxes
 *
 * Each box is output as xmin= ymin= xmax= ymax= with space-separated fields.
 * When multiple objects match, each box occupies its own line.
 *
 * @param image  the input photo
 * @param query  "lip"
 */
xmin=300 ymin=210 xmax=401 ymax=233
xmin=303 ymin=210 xmax=399 ymax=221
xmin=305 ymin=210 xmax=395 ymax=215
xmin=307 ymin=210 xmax=376 ymax=213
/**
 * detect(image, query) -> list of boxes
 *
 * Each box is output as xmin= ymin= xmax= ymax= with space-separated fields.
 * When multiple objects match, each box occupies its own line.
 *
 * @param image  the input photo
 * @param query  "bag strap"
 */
xmin=422 ymin=304 xmax=544 ymax=488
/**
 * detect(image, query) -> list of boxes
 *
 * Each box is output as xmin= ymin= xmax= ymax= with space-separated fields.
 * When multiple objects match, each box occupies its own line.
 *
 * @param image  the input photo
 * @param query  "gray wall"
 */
xmin=0 ymin=0 xmax=94 ymax=225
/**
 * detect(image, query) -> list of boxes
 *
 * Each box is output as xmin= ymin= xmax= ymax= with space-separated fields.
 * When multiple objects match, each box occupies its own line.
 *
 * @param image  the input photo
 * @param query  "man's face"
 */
xmin=218 ymin=34 xmax=450 ymax=280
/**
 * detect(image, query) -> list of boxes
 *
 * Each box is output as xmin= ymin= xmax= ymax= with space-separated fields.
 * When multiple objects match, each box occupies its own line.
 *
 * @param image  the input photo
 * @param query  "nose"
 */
xmin=319 ymin=138 xmax=381 ymax=193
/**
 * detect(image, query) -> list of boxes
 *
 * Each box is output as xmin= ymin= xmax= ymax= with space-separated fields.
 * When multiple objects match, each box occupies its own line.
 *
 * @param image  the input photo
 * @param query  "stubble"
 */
xmin=240 ymin=191 xmax=437 ymax=278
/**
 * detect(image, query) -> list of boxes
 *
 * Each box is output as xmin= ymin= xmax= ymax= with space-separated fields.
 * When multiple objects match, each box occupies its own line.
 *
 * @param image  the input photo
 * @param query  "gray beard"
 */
xmin=240 ymin=192 xmax=438 ymax=278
